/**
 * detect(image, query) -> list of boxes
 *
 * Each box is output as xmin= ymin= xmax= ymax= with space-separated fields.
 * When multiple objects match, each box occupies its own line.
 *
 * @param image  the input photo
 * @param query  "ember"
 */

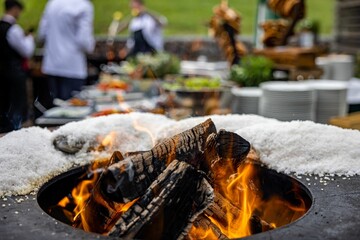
xmin=49 ymin=119 xmax=311 ymax=239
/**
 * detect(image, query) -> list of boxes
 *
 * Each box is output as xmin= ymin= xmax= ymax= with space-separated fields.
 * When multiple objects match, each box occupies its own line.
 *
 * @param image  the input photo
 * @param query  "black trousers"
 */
xmin=48 ymin=76 xmax=85 ymax=100
xmin=0 ymin=62 xmax=27 ymax=133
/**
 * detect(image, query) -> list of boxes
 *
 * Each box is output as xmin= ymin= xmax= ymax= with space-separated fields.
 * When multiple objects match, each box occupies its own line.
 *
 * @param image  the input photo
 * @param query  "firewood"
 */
xmin=75 ymin=119 xmax=216 ymax=233
xmin=100 ymin=126 xmax=250 ymax=204
xmin=190 ymin=215 xmax=229 ymax=240
xmin=204 ymin=192 xmax=242 ymax=229
xmin=109 ymin=160 xmax=214 ymax=240
xmin=249 ymin=215 xmax=275 ymax=234
xmin=80 ymin=119 xmax=250 ymax=235
xmin=99 ymin=119 xmax=217 ymax=203
xmin=71 ymin=151 xmax=126 ymax=234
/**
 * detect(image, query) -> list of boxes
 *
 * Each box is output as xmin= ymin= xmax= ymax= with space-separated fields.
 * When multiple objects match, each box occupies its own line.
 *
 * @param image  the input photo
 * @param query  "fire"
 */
xmin=101 ymin=131 xmax=117 ymax=148
xmin=72 ymin=178 xmax=94 ymax=231
xmin=55 ymin=158 xmax=137 ymax=234
xmin=188 ymin=162 xmax=308 ymax=239
xmin=55 ymin=159 xmax=308 ymax=238
xmin=55 ymin=136 xmax=308 ymax=239
xmin=95 ymin=131 xmax=118 ymax=152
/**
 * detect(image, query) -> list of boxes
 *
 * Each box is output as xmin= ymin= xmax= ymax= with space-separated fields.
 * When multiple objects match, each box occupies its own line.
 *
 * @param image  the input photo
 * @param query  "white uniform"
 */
xmin=3 ymin=14 xmax=34 ymax=59
xmin=39 ymin=0 xmax=95 ymax=79
xmin=127 ymin=13 xmax=164 ymax=52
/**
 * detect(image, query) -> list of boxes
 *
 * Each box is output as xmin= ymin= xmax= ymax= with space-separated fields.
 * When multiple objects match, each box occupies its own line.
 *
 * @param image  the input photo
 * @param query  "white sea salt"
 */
xmin=0 ymin=113 xmax=174 ymax=197
xmin=0 ymin=127 xmax=67 ymax=197
xmin=0 ymin=114 xmax=360 ymax=198
xmin=155 ymin=114 xmax=278 ymax=141
xmin=236 ymin=120 xmax=360 ymax=176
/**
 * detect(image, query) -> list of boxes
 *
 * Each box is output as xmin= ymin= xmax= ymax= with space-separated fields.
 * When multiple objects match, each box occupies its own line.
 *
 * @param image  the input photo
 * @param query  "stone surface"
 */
xmin=1 ymin=173 xmax=360 ymax=239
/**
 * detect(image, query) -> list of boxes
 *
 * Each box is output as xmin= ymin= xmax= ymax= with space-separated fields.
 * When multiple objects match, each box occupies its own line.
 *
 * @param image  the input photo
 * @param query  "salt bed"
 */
xmin=1 ymin=113 xmax=360 ymax=198
xmin=0 ymin=113 xmax=174 ymax=197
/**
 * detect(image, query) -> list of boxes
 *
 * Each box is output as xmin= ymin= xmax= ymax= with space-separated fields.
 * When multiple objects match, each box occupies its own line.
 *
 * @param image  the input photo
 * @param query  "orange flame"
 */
xmin=95 ymin=131 xmax=118 ymax=152
xmin=56 ymin=158 xmax=138 ymax=234
xmin=56 ymin=145 xmax=308 ymax=238
xmin=188 ymin=162 xmax=308 ymax=239
xmin=101 ymin=131 xmax=117 ymax=148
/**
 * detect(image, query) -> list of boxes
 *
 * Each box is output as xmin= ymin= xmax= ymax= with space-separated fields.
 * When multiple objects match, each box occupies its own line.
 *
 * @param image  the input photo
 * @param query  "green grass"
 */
xmin=0 ymin=0 xmax=335 ymax=35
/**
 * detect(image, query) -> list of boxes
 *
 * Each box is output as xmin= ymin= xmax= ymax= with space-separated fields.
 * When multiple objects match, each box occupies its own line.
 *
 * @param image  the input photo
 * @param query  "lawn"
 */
xmin=0 ymin=0 xmax=335 ymax=36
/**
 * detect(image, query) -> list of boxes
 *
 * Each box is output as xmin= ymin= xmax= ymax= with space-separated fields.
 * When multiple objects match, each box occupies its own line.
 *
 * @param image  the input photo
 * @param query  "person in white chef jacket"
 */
xmin=38 ymin=0 xmax=95 ymax=100
xmin=125 ymin=0 xmax=166 ymax=57
xmin=0 ymin=0 xmax=35 ymax=133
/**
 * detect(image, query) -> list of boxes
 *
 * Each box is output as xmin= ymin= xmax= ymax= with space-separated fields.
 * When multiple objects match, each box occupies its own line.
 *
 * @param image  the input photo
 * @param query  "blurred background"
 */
xmin=0 ymin=0 xmax=335 ymax=35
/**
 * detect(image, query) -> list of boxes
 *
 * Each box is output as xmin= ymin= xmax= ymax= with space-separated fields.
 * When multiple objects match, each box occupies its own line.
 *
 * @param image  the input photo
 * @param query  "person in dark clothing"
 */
xmin=0 ymin=0 xmax=35 ymax=133
xmin=125 ymin=0 xmax=166 ymax=57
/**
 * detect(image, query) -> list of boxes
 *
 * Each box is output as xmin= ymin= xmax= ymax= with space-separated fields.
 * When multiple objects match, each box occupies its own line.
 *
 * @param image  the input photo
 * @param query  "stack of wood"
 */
xmin=209 ymin=0 xmax=247 ymax=65
xmin=77 ymin=119 xmax=253 ymax=239
xmin=262 ymin=0 xmax=305 ymax=47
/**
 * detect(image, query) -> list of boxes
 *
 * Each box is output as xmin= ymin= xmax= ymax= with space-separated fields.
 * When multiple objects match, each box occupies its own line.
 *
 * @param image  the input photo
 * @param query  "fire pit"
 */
xmin=37 ymin=162 xmax=312 ymax=239
xmin=35 ymin=119 xmax=313 ymax=239
xmin=1 ymin=117 xmax=360 ymax=239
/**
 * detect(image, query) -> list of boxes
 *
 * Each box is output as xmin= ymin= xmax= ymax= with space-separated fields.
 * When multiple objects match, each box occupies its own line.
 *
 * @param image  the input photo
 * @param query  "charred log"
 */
xmin=204 ymin=192 xmax=242 ymax=229
xmin=78 ymin=119 xmax=250 ymax=235
xmin=204 ymin=130 xmax=251 ymax=182
xmin=249 ymin=215 xmax=275 ymax=235
xmin=109 ymin=160 xmax=214 ymax=240
xmin=100 ymin=119 xmax=217 ymax=203
xmin=190 ymin=215 xmax=229 ymax=240
xmin=100 ymin=123 xmax=250 ymax=204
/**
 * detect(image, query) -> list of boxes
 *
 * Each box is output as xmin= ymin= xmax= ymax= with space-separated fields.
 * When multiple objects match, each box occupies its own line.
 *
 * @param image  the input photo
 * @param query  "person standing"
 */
xmin=0 ymin=0 xmax=35 ymax=133
xmin=38 ymin=0 xmax=95 ymax=100
xmin=125 ymin=0 xmax=166 ymax=57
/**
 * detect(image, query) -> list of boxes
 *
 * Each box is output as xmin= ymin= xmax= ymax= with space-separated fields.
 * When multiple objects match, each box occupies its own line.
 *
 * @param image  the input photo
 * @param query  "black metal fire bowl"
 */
xmin=1 ymin=164 xmax=360 ymax=240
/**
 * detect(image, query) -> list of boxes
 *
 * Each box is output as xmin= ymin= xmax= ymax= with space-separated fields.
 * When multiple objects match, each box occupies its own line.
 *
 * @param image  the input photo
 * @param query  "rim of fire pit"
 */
xmin=37 ymin=163 xmax=314 ymax=239
xmin=3 ymin=168 xmax=360 ymax=240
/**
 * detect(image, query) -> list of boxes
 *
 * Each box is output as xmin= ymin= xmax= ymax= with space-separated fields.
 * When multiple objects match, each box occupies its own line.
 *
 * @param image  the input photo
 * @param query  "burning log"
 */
xmin=97 ymin=119 xmax=250 ymax=204
xmin=205 ymin=192 xmax=242 ymax=227
xmin=99 ymin=119 xmax=217 ymax=203
xmin=190 ymin=215 xmax=229 ymax=240
xmin=109 ymin=160 xmax=214 ymax=240
xmin=249 ymin=215 xmax=275 ymax=235
xmin=69 ymin=119 xmax=251 ymax=236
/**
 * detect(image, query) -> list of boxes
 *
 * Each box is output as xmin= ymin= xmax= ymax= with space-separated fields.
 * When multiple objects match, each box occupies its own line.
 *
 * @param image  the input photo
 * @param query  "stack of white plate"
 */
xmin=231 ymin=87 xmax=262 ymax=114
xmin=315 ymin=55 xmax=354 ymax=81
xmin=316 ymin=57 xmax=332 ymax=79
xmin=331 ymin=55 xmax=354 ymax=81
xmin=307 ymin=80 xmax=348 ymax=124
xmin=259 ymin=82 xmax=316 ymax=121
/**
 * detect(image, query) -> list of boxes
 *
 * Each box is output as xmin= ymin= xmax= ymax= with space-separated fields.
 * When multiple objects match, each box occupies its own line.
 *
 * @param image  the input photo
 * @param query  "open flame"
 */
xmin=54 ymin=126 xmax=308 ymax=239
xmin=188 ymin=162 xmax=308 ymax=239
xmin=132 ymin=119 xmax=156 ymax=146
xmin=100 ymin=131 xmax=118 ymax=149
xmin=55 ymin=157 xmax=137 ymax=234
xmin=55 ymin=159 xmax=308 ymax=239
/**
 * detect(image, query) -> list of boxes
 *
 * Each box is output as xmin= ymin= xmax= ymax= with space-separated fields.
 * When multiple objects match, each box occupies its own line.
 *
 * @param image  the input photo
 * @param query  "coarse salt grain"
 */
xmin=0 ymin=113 xmax=174 ymax=197
xmin=1 ymin=114 xmax=360 ymax=198
xmin=236 ymin=120 xmax=360 ymax=176
xmin=0 ymin=127 xmax=68 ymax=197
